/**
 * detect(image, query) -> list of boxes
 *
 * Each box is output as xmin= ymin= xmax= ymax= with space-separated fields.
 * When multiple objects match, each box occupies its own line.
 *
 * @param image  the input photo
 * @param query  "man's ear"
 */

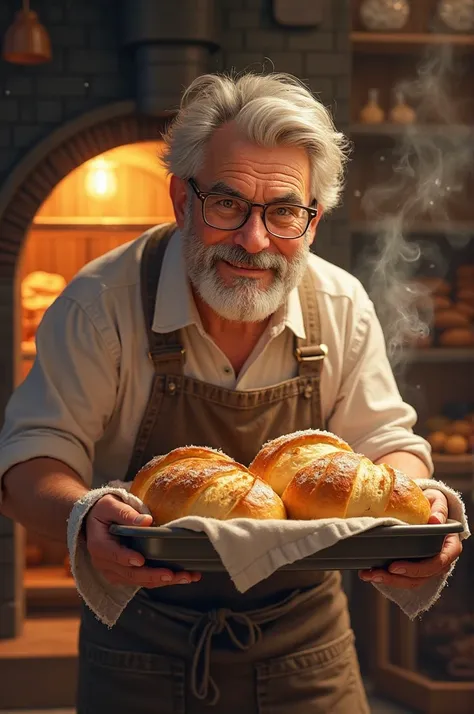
xmin=169 ymin=175 xmax=188 ymax=228
xmin=307 ymin=207 xmax=324 ymax=248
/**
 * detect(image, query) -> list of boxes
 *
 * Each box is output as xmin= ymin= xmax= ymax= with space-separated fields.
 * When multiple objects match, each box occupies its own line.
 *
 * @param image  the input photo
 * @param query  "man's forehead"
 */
xmin=199 ymin=125 xmax=311 ymax=195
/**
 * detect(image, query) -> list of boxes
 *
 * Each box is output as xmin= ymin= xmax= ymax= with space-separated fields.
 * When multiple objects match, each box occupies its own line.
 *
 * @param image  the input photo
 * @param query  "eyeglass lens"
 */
xmin=203 ymin=195 xmax=310 ymax=238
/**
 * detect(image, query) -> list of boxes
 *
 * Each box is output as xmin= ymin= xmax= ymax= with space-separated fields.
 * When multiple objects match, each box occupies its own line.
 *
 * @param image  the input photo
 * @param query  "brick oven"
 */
xmin=0 ymin=0 xmax=351 ymax=706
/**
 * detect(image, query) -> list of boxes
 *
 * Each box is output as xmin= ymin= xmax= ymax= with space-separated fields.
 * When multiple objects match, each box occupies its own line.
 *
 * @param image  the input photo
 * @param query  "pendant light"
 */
xmin=2 ymin=0 xmax=52 ymax=65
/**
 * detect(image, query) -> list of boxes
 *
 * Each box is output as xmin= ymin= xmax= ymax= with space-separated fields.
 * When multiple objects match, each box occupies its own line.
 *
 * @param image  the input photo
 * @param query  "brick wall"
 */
xmin=218 ymin=0 xmax=351 ymax=269
xmin=0 ymin=0 xmax=351 ymax=637
xmin=0 ymin=0 xmax=351 ymax=264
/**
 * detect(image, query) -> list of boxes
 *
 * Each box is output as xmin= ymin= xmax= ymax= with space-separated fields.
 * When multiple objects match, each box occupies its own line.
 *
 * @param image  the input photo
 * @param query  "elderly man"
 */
xmin=0 ymin=72 xmax=461 ymax=713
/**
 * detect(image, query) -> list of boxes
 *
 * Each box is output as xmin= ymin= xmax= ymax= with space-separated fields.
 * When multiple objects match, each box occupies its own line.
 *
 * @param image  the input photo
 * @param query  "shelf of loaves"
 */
xmin=350 ymin=124 xmax=474 ymax=141
xmin=351 ymin=221 xmax=474 ymax=236
xmin=432 ymin=453 xmax=473 ymax=477
xmin=351 ymin=31 xmax=474 ymax=54
xmin=404 ymin=348 xmax=474 ymax=363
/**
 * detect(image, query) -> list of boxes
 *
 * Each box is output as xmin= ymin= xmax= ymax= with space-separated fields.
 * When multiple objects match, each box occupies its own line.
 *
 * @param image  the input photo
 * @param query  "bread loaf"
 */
xmin=439 ymin=328 xmax=474 ymax=347
xmin=455 ymin=302 xmax=474 ymax=320
xmin=130 ymin=446 xmax=286 ymax=524
xmin=457 ymin=265 xmax=474 ymax=280
xmin=457 ymin=289 xmax=474 ymax=306
xmin=433 ymin=295 xmax=452 ymax=311
xmin=434 ymin=309 xmax=470 ymax=329
xmin=413 ymin=277 xmax=451 ymax=296
xmin=250 ymin=430 xmax=431 ymax=525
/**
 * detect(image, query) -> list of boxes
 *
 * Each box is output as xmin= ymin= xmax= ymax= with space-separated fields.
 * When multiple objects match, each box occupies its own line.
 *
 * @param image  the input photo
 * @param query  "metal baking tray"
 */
xmin=110 ymin=520 xmax=463 ymax=572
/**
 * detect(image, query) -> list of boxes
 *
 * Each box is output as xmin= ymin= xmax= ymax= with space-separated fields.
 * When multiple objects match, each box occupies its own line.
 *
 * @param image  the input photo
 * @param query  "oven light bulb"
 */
xmin=85 ymin=157 xmax=118 ymax=199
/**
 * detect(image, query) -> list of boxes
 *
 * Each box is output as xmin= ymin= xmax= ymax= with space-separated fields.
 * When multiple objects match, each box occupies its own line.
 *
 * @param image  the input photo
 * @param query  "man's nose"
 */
xmin=233 ymin=209 xmax=271 ymax=253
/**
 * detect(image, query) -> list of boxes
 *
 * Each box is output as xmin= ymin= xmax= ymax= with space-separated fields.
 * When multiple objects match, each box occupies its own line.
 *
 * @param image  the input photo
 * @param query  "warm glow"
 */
xmin=84 ymin=157 xmax=118 ymax=199
xmin=34 ymin=141 xmax=175 ymax=225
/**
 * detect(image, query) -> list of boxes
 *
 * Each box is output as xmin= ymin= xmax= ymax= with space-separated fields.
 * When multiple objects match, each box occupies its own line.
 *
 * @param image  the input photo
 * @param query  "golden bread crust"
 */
xmin=249 ymin=429 xmax=353 ymax=481
xmin=130 ymin=446 xmax=286 ymax=524
xmin=251 ymin=431 xmax=431 ymax=525
xmin=282 ymin=451 xmax=362 ymax=519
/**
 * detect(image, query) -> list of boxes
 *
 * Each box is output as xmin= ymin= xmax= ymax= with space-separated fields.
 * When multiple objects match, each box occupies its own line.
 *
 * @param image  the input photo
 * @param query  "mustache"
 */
xmin=206 ymin=244 xmax=287 ymax=273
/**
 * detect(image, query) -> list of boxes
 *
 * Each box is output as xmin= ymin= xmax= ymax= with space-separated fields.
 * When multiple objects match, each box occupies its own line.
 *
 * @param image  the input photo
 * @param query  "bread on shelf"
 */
xmin=250 ymin=430 xmax=431 ymax=525
xmin=130 ymin=446 xmax=287 ymax=524
xmin=21 ymin=270 xmax=66 ymax=343
xmin=408 ymin=268 xmax=474 ymax=349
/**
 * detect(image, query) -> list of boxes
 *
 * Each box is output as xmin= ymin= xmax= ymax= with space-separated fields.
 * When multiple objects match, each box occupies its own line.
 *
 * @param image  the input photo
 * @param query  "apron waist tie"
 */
xmin=184 ymin=588 xmax=303 ymax=706
xmin=141 ymin=579 xmax=337 ymax=706
xmin=189 ymin=608 xmax=263 ymax=705
xmin=145 ymin=587 xmax=310 ymax=705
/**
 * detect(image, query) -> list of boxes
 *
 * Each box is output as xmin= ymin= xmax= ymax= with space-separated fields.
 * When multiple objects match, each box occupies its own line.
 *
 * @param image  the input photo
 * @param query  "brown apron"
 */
xmin=77 ymin=225 xmax=369 ymax=714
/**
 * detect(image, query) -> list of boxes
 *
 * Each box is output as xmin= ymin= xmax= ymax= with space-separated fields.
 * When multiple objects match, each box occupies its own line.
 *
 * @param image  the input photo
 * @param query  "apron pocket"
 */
xmin=77 ymin=640 xmax=186 ymax=714
xmin=255 ymin=629 xmax=369 ymax=714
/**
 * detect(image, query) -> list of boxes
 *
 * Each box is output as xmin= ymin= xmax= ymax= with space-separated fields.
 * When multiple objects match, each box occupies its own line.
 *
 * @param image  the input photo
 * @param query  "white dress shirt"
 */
xmin=0 ymin=226 xmax=432 ymax=494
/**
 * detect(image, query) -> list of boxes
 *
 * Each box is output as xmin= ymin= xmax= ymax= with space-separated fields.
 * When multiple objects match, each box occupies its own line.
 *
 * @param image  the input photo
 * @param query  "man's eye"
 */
xmin=218 ymin=199 xmax=235 ymax=209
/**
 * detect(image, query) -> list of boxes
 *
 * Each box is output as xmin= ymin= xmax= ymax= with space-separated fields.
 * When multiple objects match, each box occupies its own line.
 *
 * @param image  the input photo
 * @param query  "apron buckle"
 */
xmin=147 ymin=348 xmax=186 ymax=364
xmin=295 ymin=344 xmax=328 ymax=362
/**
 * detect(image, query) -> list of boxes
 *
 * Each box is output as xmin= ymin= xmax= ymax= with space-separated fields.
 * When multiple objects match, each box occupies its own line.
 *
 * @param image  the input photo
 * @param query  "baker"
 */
xmin=0 ymin=72 xmax=462 ymax=713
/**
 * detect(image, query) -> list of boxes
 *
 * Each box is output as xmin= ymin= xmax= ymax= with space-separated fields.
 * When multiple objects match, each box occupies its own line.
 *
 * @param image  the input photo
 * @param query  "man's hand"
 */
xmin=86 ymin=495 xmax=202 ymax=588
xmin=359 ymin=489 xmax=462 ymax=589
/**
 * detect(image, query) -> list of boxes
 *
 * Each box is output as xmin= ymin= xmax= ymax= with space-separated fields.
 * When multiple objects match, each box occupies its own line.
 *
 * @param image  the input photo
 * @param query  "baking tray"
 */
xmin=110 ymin=520 xmax=463 ymax=572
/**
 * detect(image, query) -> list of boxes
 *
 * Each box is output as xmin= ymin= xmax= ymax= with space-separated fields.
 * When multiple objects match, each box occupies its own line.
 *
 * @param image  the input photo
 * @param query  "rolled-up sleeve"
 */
xmin=0 ymin=296 xmax=119 ymax=496
xmin=328 ymin=300 xmax=433 ymax=473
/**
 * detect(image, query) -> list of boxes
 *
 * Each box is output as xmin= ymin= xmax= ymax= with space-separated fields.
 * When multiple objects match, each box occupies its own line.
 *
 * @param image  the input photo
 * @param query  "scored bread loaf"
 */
xmin=249 ymin=430 xmax=431 ymax=525
xmin=130 ymin=445 xmax=286 ymax=524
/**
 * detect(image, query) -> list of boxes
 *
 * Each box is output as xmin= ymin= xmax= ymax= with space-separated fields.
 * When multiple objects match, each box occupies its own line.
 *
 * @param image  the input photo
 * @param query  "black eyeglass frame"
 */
xmin=188 ymin=177 xmax=318 ymax=240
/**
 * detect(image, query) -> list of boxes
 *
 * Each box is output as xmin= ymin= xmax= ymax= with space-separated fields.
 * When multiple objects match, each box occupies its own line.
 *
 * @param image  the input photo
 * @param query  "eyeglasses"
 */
xmin=188 ymin=178 xmax=318 ymax=240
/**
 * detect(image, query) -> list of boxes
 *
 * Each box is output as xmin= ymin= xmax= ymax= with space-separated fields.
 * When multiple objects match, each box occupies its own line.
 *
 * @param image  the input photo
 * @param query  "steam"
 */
xmin=355 ymin=44 xmax=474 ymax=370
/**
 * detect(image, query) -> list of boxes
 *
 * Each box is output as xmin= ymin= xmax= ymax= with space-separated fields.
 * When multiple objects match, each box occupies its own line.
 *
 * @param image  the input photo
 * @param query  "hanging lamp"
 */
xmin=2 ymin=0 xmax=52 ymax=65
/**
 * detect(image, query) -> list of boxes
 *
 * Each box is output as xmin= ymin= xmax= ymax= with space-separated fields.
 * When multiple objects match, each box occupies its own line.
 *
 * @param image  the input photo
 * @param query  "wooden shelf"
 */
xmin=406 ymin=348 xmax=474 ymax=363
xmin=351 ymin=221 xmax=474 ymax=236
xmin=0 ymin=615 xmax=79 ymax=709
xmin=351 ymin=31 xmax=474 ymax=53
xmin=350 ymin=123 xmax=474 ymax=139
xmin=432 ymin=453 xmax=473 ymax=479
xmin=24 ymin=566 xmax=80 ymax=612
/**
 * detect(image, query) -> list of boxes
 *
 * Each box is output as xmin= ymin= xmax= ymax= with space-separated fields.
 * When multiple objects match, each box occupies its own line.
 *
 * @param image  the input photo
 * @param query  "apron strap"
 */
xmin=140 ymin=222 xmax=186 ymax=374
xmin=124 ymin=223 xmax=181 ymax=481
xmin=295 ymin=267 xmax=327 ymax=377
xmin=295 ymin=267 xmax=327 ymax=427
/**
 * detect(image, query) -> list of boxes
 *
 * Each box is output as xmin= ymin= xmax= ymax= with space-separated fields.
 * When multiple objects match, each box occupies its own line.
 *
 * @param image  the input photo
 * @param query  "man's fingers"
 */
xmin=84 ymin=495 xmax=203 ymax=588
xmin=360 ymin=534 xmax=462 ymax=588
xmin=92 ymin=494 xmax=153 ymax=527
xmin=387 ymin=534 xmax=462 ymax=578
xmin=424 ymin=489 xmax=449 ymax=525
xmin=87 ymin=525 xmax=146 ymax=567
xmin=98 ymin=563 xmax=202 ymax=588
xmin=86 ymin=494 xmax=154 ymax=567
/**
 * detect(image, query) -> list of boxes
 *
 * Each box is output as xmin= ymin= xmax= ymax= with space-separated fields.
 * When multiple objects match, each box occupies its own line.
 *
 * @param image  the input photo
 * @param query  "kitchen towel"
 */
xmin=67 ymin=478 xmax=470 ymax=627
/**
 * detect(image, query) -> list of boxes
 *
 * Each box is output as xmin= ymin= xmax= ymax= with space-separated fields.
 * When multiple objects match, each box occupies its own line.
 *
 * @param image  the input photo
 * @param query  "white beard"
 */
xmin=182 ymin=205 xmax=312 ymax=323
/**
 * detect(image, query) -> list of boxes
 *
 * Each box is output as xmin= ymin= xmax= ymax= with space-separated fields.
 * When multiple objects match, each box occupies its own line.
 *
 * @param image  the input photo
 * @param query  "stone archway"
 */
xmin=0 ymin=102 xmax=173 ymax=638
xmin=0 ymin=100 xmax=173 ymax=408
xmin=0 ymin=101 xmax=172 ymax=274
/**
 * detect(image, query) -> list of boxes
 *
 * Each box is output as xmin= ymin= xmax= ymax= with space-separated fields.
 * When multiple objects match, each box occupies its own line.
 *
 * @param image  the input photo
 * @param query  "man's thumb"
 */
xmin=108 ymin=497 xmax=153 ymax=526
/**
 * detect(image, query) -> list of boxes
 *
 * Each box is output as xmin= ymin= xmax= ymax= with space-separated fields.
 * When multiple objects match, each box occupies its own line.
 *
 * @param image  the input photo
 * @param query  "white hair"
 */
xmin=161 ymin=71 xmax=351 ymax=212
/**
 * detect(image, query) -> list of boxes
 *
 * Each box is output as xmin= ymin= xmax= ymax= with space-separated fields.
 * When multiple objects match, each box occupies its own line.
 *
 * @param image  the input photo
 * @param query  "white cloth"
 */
xmin=0 ymin=226 xmax=432 ymax=497
xmin=67 ymin=479 xmax=470 ymax=628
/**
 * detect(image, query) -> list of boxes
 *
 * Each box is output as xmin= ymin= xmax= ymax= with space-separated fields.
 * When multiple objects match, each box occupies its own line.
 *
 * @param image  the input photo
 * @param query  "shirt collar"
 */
xmin=152 ymin=228 xmax=199 ymax=333
xmin=152 ymin=228 xmax=306 ymax=340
